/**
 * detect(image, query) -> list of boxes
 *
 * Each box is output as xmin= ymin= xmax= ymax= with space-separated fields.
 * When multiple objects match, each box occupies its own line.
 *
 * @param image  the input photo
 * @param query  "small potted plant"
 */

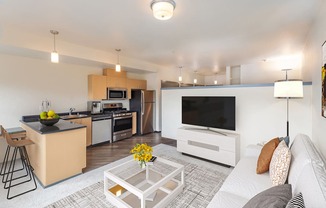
xmin=130 ymin=143 xmax=153 ymax=168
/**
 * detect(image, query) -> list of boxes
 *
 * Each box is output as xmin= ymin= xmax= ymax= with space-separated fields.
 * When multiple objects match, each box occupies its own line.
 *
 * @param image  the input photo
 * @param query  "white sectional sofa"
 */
xmin=207 ymin=134 xmax=326 ymax=208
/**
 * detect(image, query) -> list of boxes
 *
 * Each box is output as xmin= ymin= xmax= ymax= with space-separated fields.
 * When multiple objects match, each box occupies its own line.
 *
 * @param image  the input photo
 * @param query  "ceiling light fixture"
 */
xmin=115 ymin=49 xmax=121 ymax=72
xmin=214 ymin=73 xmax=218 ymax=85
xmin=150 ymin=0 xmax=176 ymax=20
xmin=178 ymin=66 xmax=183 ymax=82
xmin=50 ymin=30 xmax=59 ymax=63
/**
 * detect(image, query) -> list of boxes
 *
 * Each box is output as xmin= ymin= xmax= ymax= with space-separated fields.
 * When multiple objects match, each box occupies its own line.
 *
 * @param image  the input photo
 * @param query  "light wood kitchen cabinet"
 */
xmin=128 ymin=79 xmax=147 ymax=90
xmin=132 ymin=112 xmax=137 ymax=135
xmin=103 ymin=68 xmax=127 ymax=78
xmin=68 ymin=117 xmax=92 ymax=147
xmin=107 ymin=77 xmax=127 ymax=88
xmin=127 ymin=79 xmax=147 ymax=99
xmin=22 ymin=121 xmax=86 ymax=187
xmin=88 ymin=75 xmax=107 ymax=100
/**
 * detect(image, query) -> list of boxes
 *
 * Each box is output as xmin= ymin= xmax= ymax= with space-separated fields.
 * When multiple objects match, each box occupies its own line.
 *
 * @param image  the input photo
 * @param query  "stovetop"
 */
xmin=91 ymin=109 xmax=132 ymax=120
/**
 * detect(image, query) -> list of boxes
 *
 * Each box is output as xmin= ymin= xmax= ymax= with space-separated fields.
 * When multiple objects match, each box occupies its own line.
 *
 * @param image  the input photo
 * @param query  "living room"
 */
xmin=0 ymin=0 xmax=326 ymax=207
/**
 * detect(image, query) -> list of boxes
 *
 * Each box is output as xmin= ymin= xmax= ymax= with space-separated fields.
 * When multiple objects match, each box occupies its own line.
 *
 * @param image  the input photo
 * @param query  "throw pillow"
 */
xmin=243 ymin=184 xmax=292 ymax=208
xmin=279 ymin=136 xmax=290 ymax=146
xmin=270 ymin=140 xmax=292 ymax=186
xmin=286 ymin=193 xmax=305 ymax=208
xmin=256 ymin=138 xmax=280 ymax=174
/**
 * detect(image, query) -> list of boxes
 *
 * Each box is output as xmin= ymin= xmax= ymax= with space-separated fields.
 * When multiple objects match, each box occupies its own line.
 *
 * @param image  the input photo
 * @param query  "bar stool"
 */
xmin=1 ymin=126 xmax=37 ymax=199
xmin=0 ymin=127 xmax=27 ymax=182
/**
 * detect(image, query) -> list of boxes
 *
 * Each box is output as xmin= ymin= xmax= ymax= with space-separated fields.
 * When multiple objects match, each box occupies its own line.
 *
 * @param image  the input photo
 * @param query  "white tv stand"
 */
xmin=177 ymin=127 xmax=240 ymax=167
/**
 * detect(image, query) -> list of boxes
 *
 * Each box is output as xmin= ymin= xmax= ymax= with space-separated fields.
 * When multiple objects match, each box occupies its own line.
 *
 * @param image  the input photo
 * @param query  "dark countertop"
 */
xmin=21 ymin=120 xmax=86 ymax=134
xmin=22 ymin=111 xmax=91 ymax=122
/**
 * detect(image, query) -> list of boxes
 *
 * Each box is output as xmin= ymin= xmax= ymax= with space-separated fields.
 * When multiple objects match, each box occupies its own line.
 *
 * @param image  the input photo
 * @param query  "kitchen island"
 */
xmin=21 ymin=120 xmax=86 ymax=187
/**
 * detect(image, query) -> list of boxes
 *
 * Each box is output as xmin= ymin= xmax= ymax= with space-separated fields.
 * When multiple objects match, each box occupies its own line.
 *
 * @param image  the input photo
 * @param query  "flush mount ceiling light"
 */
xmin=150 ymin=0 xmax=176 ymax=20
xmin=115 ymin=49 xmax=121 ymax=72
xmin=50 ymin=30 xmax=59 ymax=63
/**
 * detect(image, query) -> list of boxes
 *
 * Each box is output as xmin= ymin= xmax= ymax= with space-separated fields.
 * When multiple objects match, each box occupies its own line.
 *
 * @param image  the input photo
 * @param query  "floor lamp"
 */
xmin=274 ymin=69 xmax=303 ymax=137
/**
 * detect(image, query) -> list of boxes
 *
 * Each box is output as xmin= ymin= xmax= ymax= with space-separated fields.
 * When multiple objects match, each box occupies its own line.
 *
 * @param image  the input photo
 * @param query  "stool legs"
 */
xmin=1 ymin=145 xmax=27 ymax=183
xmin=3 ymin=146 xmax=37 ymax=199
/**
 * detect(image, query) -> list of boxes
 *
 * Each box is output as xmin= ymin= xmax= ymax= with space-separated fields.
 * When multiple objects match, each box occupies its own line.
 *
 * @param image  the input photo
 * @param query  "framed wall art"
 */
xmin=322 ymin=41 xmax=326 ymax=117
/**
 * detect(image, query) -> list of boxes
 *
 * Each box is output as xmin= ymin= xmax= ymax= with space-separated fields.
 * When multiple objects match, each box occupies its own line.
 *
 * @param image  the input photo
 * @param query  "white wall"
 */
xmin=302 ymin=1 xmax=326 ymax=159
xmin=161 ymin=85 xmax=312 ymax=158
xmin=0 ymin=53 xmax=102 ymax=160
xmin=241 ymin=61 xmax=304 ymax=84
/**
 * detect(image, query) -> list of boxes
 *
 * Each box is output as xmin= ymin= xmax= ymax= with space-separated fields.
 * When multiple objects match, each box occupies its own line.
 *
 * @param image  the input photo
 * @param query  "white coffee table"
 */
xmin=104 ymin=157 xmax=184 ymax=208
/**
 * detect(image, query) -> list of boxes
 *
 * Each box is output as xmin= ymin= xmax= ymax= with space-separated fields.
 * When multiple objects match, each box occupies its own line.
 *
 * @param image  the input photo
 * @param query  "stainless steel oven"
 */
xmin=102 ymin=102 xmax=132 ymax=142
xmin=112 ymin=112 xmax=132 ymax=142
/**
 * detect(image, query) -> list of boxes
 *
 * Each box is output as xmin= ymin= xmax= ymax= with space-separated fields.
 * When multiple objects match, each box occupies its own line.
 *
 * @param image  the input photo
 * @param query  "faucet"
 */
xmin=69 ymin=108 xmax=76 ymax=115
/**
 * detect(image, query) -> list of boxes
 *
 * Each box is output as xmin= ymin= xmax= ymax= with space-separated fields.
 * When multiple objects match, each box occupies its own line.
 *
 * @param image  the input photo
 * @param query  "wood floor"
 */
xmin=83 ymin=132 xmax=176 ymax=172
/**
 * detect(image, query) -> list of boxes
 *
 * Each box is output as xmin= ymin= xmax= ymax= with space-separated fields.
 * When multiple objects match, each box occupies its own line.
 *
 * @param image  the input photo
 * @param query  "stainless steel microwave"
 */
xmin=107 ymin=88 xmax=127 ymax=100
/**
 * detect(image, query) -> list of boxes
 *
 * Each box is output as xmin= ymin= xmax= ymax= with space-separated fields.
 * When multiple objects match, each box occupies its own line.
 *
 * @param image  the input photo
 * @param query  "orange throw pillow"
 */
xmin=256 ymin=138 xmax=280 ymax=174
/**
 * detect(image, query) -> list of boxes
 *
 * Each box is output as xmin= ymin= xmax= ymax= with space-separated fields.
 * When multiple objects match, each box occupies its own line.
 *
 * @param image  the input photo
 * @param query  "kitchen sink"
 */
xmin=60 ymin=114 xmax=88 ymax=120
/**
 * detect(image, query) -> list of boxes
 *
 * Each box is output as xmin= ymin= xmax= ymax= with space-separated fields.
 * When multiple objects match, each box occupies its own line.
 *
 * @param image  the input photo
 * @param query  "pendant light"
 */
xmin=50 ymin=30 xmax=59 ymax=63
xmin=150 ymin=0 xmax=176 ymax=20
xmin=178 ymin=66 xmax=183 ymax=82
xmin=115 ymin=49 xmax=121 ymax=72
xmin=193 ymin=71 xmax=197 ymax=85
xmin=214 ymin=73 xmax=218 ymax=85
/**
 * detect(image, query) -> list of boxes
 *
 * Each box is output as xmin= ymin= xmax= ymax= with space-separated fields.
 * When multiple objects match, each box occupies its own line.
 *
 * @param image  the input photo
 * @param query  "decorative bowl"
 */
xmin=39 ymin=118 xmax=59 ymax=126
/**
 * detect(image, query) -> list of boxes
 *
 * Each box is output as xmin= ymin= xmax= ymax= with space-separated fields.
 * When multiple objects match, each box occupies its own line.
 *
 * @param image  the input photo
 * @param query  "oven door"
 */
xmin=113 ymin=115 xmax=132 ymax=142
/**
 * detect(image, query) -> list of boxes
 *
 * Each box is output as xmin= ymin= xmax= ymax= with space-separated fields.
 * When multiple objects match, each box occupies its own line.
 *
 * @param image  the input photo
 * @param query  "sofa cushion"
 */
xmin=243 ymin=184 xmax=292 ymax=208
xmin=270 ymin=140 xmax=291 ymax=186
xmin=288 ymin=134 xmax=324 ymax=186
xmin=286 ymin=192 xmax=305 ymax=208
xmin=207 ymin=191 xmax=248 ymax=208
xmin=279 ymin=136 xmax=290 ymax=146
xmin=256 ymin=138 xmax=280 ymax=174
xmin=292 ymin=162 xmax=326 ymax=208
xmin=220 ymin=156 xmax=272 ymax=200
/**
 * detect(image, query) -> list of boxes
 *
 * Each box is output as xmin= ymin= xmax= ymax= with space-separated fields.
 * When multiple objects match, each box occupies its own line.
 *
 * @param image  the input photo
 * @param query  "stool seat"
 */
xmin=10 ymin=139 xmax=34 ymax=147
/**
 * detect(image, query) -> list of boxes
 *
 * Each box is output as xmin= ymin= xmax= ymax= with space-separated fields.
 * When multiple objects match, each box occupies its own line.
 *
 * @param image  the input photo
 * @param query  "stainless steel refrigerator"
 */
xmin=130 ymin=90 xmax=155 ymax=135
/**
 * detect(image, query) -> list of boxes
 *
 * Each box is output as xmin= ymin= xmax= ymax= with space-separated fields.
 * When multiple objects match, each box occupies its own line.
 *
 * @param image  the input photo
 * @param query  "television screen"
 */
xmin=182 ymin=96 xmax=236 ymax=130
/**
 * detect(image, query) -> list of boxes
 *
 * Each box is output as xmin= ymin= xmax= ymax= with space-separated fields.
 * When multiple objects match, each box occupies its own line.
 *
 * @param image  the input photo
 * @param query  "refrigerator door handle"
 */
xmin=141 ymin=91 xmax=145 ymax=115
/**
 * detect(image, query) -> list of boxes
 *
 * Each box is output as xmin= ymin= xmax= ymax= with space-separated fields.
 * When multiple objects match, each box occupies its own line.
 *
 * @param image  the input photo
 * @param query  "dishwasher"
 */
xmin=91 ymin=115 xmax=112 ymax=145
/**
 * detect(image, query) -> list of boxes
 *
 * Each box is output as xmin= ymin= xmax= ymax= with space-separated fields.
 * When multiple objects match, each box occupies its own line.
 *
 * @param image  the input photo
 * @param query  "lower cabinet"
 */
xmin=69 ymin=117 xmax=92 ymax=147
xmin=177 ymin=127 xmax=240 ymax=167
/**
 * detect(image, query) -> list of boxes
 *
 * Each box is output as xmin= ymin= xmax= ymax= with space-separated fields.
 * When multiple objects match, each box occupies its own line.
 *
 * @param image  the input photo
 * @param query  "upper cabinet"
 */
xmin=107 ymin=77 xmax=127 ymax=88
xmin=104 ymin=68 xmax=127 ymax=88
xmin=128 ymin=79 xmax=147 ymax=90
xmin=88 ymin=68 xmax=147 ymax=100
xmin=88 ymin=75 xmax=107 ymax=100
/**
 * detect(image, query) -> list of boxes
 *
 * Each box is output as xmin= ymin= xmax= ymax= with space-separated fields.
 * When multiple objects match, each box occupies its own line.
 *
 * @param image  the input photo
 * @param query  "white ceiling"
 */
xmin=0 ymin=0 xmax=321 ymax=75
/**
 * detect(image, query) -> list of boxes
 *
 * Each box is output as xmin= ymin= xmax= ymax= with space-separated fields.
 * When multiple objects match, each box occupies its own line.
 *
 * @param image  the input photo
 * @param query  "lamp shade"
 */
xmin=274 ymin=80 xmax=303 ymax=98
xmin=115 ymin=64 xmax=121 ymax=72
xmin=151 ymin=0 xmax=176 ymax=20
xmin=51 ymin=52 xmax=59 ymax=63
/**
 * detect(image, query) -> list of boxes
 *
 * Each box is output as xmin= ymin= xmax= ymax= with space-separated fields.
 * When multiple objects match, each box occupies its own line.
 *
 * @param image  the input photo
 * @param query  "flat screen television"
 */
xmin=182 ymin=96 xmax=236 ymax=131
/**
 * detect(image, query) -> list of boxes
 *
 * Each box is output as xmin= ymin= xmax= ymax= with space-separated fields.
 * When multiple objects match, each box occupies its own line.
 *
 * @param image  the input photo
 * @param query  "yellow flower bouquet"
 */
xmin=130 ymin=143 xmax=153 ymax=168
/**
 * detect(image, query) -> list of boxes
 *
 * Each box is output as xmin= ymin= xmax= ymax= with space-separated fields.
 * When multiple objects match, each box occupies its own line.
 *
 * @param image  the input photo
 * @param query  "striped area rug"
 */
xmin=45 ymin=154 xmax=229 ymax=208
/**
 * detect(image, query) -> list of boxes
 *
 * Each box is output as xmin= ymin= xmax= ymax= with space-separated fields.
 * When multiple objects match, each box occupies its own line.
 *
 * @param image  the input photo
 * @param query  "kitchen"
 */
xmin=4 ymin=67 xmax=154 ymax=188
